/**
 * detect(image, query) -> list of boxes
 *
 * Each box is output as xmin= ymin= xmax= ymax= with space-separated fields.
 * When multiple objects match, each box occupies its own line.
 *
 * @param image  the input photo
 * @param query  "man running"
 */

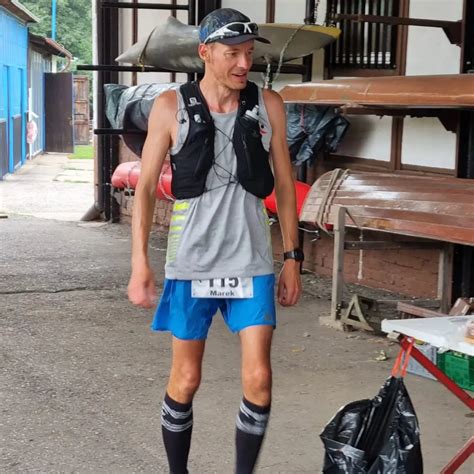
xmin=128 ymin=8 xmax=303 ymax=473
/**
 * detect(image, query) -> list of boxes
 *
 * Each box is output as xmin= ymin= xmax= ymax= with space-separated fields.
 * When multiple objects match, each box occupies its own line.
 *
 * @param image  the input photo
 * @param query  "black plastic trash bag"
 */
xmin=320 ymin=375 xmax=423 ymax=473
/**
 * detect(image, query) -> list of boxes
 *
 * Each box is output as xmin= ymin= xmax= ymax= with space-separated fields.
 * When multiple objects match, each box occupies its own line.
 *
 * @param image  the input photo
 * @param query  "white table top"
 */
xmin=382 ymin=316 xmax=474 ymax=356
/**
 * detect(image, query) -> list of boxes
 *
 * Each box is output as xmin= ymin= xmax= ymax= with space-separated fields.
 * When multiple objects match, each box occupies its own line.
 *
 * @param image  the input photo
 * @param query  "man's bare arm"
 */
xmin=128 ymin=91 xmax=176 ymax=308
xmin=263 ymin=89 xmax=301 ymax=306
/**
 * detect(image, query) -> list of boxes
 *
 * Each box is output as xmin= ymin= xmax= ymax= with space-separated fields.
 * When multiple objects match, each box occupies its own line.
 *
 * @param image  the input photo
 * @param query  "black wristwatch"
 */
xmin=283 ymin=248 xmax=305 ymax=262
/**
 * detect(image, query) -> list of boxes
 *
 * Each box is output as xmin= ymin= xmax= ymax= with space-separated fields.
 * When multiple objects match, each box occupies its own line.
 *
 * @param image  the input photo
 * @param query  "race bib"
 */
xmin=191 ymin=277 xmax=254 ymax=299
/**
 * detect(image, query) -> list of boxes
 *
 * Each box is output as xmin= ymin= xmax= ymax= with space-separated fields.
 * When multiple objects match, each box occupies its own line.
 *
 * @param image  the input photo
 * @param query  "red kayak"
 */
xmin=112 ymin=160 xmax=310 ymax=218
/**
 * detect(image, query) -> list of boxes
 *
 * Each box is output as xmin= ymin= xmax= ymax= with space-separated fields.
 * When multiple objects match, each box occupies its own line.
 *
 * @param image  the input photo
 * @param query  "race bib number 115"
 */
xmin=191 ymin=277 xmax=254 ymax=299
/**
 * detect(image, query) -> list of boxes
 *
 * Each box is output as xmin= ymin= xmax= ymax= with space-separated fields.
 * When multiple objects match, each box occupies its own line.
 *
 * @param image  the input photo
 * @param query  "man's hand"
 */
xmin=128 ymin=264 xmax=157 ymax=309
xmin=277 ymin=260 xmax=302 ymax=306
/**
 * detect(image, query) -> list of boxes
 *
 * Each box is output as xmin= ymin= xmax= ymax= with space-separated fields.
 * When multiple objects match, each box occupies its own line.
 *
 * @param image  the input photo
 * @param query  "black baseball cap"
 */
xmin=199 ymin=8 xmax=270 ymax=45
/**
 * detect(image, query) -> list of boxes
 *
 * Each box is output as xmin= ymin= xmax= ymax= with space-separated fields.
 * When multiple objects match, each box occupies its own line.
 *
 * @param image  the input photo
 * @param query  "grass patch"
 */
xmin=69 ymin=145 xmax=94 ymax=159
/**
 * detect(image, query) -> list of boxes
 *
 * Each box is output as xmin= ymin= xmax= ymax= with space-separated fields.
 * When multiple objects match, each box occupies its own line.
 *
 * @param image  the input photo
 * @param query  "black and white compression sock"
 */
xmin=235 ymin=397 xmax=271 ymax=474
xmin=161 ymin=393 xmax=193 ymax=474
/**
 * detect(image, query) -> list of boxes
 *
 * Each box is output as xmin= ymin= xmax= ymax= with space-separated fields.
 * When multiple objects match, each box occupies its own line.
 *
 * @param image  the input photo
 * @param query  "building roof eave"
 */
xmin=0 ymin=0 xmax=39 ymax=23
xmin=29 ymin=32 xmax=73 ymax=59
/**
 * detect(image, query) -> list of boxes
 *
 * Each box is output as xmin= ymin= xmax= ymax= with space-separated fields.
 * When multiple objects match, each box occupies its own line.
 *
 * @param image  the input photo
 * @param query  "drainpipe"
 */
xmin=81 ymin=0 xmax=103 ymax=221
xmin=51 ymin=0 xmax=57 ymax=41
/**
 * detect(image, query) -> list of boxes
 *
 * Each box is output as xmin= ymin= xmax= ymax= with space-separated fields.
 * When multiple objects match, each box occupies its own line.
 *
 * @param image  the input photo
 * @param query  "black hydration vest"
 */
xmin=170 ymin=81 xmax=274 ymax=200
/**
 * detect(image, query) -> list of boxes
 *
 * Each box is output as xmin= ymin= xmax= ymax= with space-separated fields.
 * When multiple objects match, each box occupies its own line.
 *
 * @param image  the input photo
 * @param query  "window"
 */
xmin=327 ymin=0 xmax=406 ymax=73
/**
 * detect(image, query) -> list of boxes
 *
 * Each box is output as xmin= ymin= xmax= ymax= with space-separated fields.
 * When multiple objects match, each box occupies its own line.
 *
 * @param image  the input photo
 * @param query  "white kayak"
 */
xmin=116 ymin=16 xmax=340 ymax=73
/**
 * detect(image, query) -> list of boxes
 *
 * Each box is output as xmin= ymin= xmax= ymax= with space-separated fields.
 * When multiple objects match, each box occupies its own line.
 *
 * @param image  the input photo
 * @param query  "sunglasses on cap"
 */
xmin=203 ymin=21 xmax=259 ymax=44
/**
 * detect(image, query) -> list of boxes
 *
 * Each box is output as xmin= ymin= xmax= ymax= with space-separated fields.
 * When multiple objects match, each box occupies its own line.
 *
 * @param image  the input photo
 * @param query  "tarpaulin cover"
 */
xmin=104 ymin=83 xmax=351 ymax=163
xmin=104 ymin=83 xmax=180 ymax=156
xmin=320 ymin=376 xmax=423 ymax=473
xmin=286 ymin=104 xmax=349 ymax=166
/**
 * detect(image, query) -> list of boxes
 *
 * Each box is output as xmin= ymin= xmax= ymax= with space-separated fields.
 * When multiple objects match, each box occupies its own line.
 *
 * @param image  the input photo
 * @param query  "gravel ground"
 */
xmin=0 ymin=216 xmax=472 ymax=473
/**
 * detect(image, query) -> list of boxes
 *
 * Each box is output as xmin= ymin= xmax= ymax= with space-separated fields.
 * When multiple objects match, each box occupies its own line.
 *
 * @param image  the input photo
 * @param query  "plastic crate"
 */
xmin=437 ymin=351 xmax=474 ymax=392
xmin=405 ymin=343 xmax=437 ymax=381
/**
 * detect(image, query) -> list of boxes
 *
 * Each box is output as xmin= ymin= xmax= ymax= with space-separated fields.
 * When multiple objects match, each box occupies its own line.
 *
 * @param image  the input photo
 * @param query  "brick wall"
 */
xmin=118 ymin=142 xmax=439 ymax=299
xmin=117 ymin=142 xmax=173 ymax=229
xmin=272 ymin=224 xmax=439 ymax=298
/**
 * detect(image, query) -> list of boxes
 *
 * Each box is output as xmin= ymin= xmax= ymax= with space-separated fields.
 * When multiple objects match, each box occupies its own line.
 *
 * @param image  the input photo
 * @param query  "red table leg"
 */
xmin=400 ymin=337 xmax=474 ymax=410
xmin=440 ymin=437 xmax=474 ymax=474
xmin=399 ymin=337 xmax=474 ymax=473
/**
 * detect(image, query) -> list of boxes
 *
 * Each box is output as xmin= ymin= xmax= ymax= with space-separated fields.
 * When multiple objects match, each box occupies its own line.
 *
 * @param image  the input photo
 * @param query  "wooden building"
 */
xmin=88 ymin=0 xmax=473 ymax=303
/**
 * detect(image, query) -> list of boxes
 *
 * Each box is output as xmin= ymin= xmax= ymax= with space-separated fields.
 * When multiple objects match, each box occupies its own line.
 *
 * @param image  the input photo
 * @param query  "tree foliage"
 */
xmin=22 ymin=0 xmax=92 ymax=68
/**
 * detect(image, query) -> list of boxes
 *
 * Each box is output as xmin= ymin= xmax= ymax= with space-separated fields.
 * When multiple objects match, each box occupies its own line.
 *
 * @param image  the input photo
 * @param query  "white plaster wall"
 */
xmin=118 ymin=7 xmax=133 ymax=86
xmin=405 ymin=0 xmax=463 ymax=76
xmin=274 ymin=0 xmax=327 ymax=24
xmin=222 ymin=0 xmax=327 ymax=86
xmin=334 ymin=116 xmax=393 ymax=161
xmin=401 ymin=0 xmax=462 ymax=169
xmin=220 ymin=1 xmax=266 ymax=23
xmin=205 ymin=0 xmax=328 ymax=25
xmin=118 ymin=0 xmax=181 ymax=86
xmin=401 ymin=117 xmax=457 ymax=169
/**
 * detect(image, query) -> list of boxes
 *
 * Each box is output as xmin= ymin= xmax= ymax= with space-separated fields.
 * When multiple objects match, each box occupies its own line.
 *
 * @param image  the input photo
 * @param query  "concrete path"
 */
xmin=0 ymin=156 xmax=472 ymax=472
xmin=0 ymin=153 xmax=94 ymax=221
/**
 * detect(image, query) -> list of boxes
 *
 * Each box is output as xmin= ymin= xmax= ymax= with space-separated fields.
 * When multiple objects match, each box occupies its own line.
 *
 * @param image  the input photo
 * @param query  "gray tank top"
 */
xmin=164 ymin=87 xmax=274 ymax=280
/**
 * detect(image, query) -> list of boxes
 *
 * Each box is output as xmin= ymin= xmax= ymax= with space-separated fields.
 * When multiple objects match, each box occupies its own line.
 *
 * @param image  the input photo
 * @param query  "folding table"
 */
xmin=382 ymin=317 xmax=473 ymax=473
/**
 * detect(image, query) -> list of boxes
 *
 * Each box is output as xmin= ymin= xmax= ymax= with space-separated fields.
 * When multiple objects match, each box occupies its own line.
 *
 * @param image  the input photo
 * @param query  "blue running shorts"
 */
xmin=151 ymin=274 xmax=276 ymax=340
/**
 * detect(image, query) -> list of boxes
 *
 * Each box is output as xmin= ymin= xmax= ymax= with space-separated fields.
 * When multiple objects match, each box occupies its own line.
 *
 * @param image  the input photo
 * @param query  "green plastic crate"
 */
xmin=437 ymin=351 xmax=474 ymax=392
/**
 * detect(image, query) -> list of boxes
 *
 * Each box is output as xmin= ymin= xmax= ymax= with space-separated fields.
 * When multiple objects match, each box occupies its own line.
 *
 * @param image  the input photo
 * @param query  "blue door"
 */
xmin=0 ymin=8 xmax=28 ymax=178
xmin=0 ymin=65 xmax=8 ymax=178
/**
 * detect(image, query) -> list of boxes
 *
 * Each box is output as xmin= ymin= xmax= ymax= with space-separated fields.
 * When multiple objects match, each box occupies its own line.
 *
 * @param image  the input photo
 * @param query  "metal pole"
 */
xmin=452 ymin=1 xmax=474 ymax=300
xmin=51 ymin=0 xmax=57 ymax=40
xmin=95 ymin=0 xmax=105 ymax=217
xmin=305 ymin=0 xmax=316 ymax=24
xmin=188 ymin=0 xmax=197 ymax=82
xmin=198 ymin=0 xmax=221 ymax=23
xmin=297 ymin=0 xmax=316 ymax=251
xmin=132 ymin=0 xmax=138 ymax=86
xmin=108 ymin=6 xmax=120 ymax=222
xmin=101 ymin=2 xmax=189 ymax=10
xmin=266 ymin=0 xmax=275 ymax=23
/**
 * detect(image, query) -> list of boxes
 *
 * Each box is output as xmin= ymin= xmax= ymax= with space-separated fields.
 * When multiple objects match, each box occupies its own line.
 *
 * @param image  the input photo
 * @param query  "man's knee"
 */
xmin=171 ymin=366 xmax=202 ymax=398
xmin=242 ymin=366 xmax=272 ymax=398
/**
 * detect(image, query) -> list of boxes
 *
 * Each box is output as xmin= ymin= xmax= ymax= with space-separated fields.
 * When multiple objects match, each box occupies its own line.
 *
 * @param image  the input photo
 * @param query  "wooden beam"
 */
xmin=344 ymin=240 xmax=442 ymax=251
xmin=438 ymin=244 xmax=454 ymax=313
xmin=335 ymin=14 xmax=462 ymax=45
xmin=397 ymin=302 xmax=447 ymax=318
xmin=331 ymin=206 xmax=346 ymax=322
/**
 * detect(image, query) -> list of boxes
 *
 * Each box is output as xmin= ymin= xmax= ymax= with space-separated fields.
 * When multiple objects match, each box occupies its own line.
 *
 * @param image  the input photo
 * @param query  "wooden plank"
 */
xmin=344 ymin=240 xmax=442 ymax=250
xmin=318 ymin=175 xmax=474 ymax=188
xmin=326 ymin=207 xmax=474 ymax=228
xmin=301 ymin=170 xmax=474 ymax=245
xmin=308 ymin=190 xmax=474 ymax=204
xmin=336 ymin=180 xmax=474 ymax=189
xmin=279 ymin=74 xmax=474 ymax=108
xmin=438 ymin=245 xmax=453 ymax=313
xmin=324 ymin=182 xmax=474 ymax=192
xmin=397 ymin=302 xmax=447 ymax=318
xmin=301 ymin=211 xmax=474 ymax=246
xmin=73 ymin=75 xmax=90 ymax=145
xmin=345 ymin=218 xmax=474 ymax=246
xmin=331 ymin=206 xmax=346 ymax=322
xmin=311 ymin=198 xmax=474 ymax=217
xmin=449 ymin=297 xmax=474 ymax=316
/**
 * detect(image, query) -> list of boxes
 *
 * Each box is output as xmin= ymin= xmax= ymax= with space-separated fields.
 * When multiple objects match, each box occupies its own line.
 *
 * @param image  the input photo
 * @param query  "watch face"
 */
xmin=284 ymin=249 xmax=305 ymax=261
xmin=295 ymin=249 xmax=304 ymax=261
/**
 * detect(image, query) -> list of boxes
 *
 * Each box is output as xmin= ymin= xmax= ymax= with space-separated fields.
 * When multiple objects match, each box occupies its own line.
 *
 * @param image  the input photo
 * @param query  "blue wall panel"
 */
xmin=0 ymin=7 xmax=28 ymax=176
